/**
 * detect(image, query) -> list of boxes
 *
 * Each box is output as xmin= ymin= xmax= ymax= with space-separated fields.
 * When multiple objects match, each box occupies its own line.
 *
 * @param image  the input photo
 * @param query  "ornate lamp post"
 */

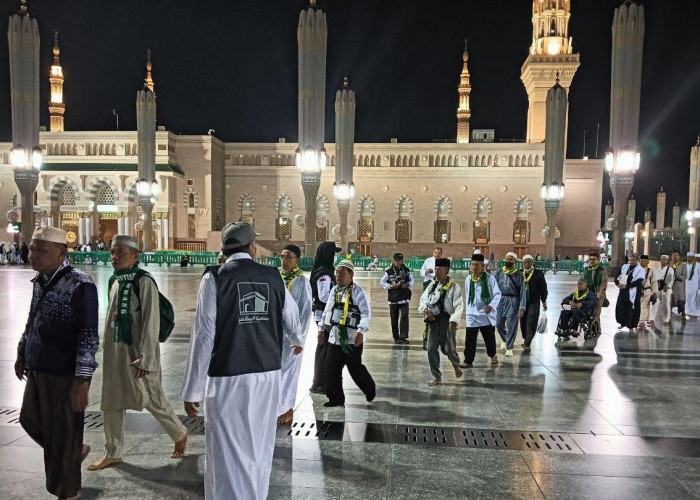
xmin=607 ymin=0 xmax=645 ymax=267
xmin=136 ymin=53 xmax=158 ymax=251
xmin=9 ymin=1 xmax=42 ymax=245
xmin=297 ymin=0 xmax=327 ymax=256
xmin=334 ymin=77 xmax=355 ymax=251
xmin=540 ymin=75 xmax=567 ymax=259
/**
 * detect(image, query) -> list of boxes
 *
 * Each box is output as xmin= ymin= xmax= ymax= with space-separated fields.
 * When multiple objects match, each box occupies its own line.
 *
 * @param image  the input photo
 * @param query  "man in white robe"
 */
xmin=685 ymin=253 xmax=700 ymax=317
xmin=655 ymin=255 xmax=675 ymax=324
xmin=420 ymin=246 xmax=442 ymax=290
xmin=277 ymin=244 xmax=312 ymax=424
xmin=180 ymin=223 xmax=302 ymax=500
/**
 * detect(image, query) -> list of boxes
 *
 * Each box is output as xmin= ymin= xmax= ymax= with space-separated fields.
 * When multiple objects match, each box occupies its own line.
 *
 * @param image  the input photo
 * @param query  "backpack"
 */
xmin=132 ymin=269 xmax=175 ymax=342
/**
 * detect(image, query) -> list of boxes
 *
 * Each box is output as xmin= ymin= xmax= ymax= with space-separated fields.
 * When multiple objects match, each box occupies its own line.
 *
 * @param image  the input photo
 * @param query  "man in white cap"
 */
xmin=519 ymin=255 xmax=548 ymax=352
xmin=321 ymin=259 xmax=376 ymax=406
xmin=685 ymin=253 xmax=700 ymax=317
xmin=181 ymin=222 xmax=302 ymax=499
xmin=16 ymin=226 xmax=98 ymax=499
xmin=638 ymin=254 xmax=659 ymax=329
xmin=420 ymin=246 xmax=443 ymax=290
xmin=671 ymin=250 xmax=688 ymax=319
xmin=655 ymin=255 xmax=675 ymax=324
xmin=494 ymin=252 xmax=526 ymax=357
xmin=89 ymin=235 xmax=188 ymax=472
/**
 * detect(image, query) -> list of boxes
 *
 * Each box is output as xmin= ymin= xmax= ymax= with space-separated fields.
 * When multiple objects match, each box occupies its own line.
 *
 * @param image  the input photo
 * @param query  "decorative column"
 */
xmin=78 ymin=213 xmax=85 ymax=244
xmin=607 ymin=0 xmax=645 ymax=267
xmin=49 ymin=29 xmax=64 ymax=132
xmin=9 ymin=1 xmax=42 ymax=245
xmin=686 ymin=138 xmax=700 ymax=252
xmin=456 ymin=39 xmax=471 ymax=143
xmin=163 ymin=215 xmax=169 ymax=249
xmin=540 ymin=75 xmax=567 ymax=259
xmin=297 ymin=0 xmax=327 ymax=257
xmin=136 ymin=52 xmax=159 ymax=251
xmin=656 ymin=187 xmax=666 ymax=229
xmin=334 ymin=77 xmax=355 ymax=251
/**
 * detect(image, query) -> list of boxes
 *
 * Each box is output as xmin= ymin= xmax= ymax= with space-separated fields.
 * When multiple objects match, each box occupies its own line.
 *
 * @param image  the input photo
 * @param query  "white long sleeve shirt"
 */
xmin=418 ymin=278 xmax=464 ymax=324
xmin=322 ymin=283 xmax=371 ymax=345
xmin=379 ymin=266 xmax=415 ymax=304
xmin=463 ymin=273 xmax=502 ymax=327
xmin=314 ymin=274 xmax=333 ymax=328
xmin=655 ymin=265 xmax=675 ymax=292
xmin=420 ymin=257 xmax=436 ymax=283
xmin=180 ymin=253 xmax=302 ymax=403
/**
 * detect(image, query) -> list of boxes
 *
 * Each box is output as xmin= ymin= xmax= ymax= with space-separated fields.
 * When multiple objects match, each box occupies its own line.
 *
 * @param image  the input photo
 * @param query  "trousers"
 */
xmin=103 ymin=387 xmax=187 ymax=458
xmin=519 ymin=302 xmax=540 ymax=347
xmin=20 ymin=371 xmax=84 ymax=498
xmin=426 ymin=315 xmax=460 ymax=381
xmin=559 ymin=309 xmax=587 ymax=331
xmin=389 ymin=303 xmax=410 ymax=339
xmin=312 ymin=328 xmax=330 ymax=389
xmin=496 ymin=304 xmax=520 ymax=349
xmin=463 ymin=325 xmax=497 ymax=364
xmin=639 ymin=289 xmax=657 ymax=322
xmin=659 ymin=290 xmax=673 ymax=322
xmin=325 ymin=343 xmax=376 ymax=404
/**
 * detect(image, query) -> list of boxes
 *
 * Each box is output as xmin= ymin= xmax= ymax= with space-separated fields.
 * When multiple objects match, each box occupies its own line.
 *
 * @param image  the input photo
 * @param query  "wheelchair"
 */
xmin=555 ymin=306 xmax=601 ymax=340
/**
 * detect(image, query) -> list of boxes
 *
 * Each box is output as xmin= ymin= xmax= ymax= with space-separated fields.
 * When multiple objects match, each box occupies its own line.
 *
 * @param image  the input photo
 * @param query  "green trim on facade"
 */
xmin=42 ymin=163 xmax=185 ymax=175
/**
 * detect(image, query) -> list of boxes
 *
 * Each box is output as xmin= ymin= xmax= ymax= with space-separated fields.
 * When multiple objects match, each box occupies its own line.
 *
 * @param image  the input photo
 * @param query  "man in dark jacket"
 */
xmin=15 ymin=226 xmax=99 ymax=499
xmin=309 ymin=241 xmax=341 ymax=393
xmin=519 ymin=255 xmax=547 ymax=352
xmin=380 ymin=252 xmax=414 ymax=343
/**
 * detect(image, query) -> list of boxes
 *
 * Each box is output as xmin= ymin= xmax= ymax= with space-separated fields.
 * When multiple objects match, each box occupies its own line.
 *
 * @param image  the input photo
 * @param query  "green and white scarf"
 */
xmin=108 ymin=264 xmax=142 ymax=345
xmin=279 ymin=267 xmax=304 ymax=291
xmin=334 ymin=284 xmax=354 ymax=353
xmin=468 ymin=272 xmax=491 ymax=306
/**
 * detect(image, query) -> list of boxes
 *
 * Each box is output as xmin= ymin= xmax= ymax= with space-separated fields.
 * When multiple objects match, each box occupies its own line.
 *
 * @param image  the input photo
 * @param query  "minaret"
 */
xmin=643 ymin=207 xmax=651 ymax=224
xmin=137 ymin=50 xmax=157 ymax=251
xmin=656 ymin=187 xmax=666 ymax=229
xmin=521 ymin=0 xmax=579 ymax=143
xmin=49 ymin=29 xmax=65 ymax=132
xmin=689 ymin=137 xmax=700 ymax=250
xmin=456 ymin=39 xmax=471 ymax=144
xmin=627 ymin=195 xmax=636 ymax=231
xmin=672 ymin=203 xmax=680 ymax=230
xmin=144 ymin=49 xmax=155 ymax=93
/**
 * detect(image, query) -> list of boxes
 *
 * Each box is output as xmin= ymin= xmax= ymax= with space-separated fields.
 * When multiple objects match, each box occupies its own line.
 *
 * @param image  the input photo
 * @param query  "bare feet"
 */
xmin=87 ymin=457 xmax=122 ymax=471
xmin=427 ymin=379 xmax=441 ymax=386
xmin=277 ymin=409 xmax=294 ymax=425
xmin=454 ymin=368 xmax=463 ymax=379
xmin=172 ymin=431 xmax=188 ymax=459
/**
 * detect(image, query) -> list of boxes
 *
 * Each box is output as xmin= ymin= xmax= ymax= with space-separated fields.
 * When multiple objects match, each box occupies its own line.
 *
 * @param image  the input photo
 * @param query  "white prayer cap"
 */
xmin=31 ymin=226 xmax=66 ymax=245
xmin=473 ymin=249 xmax=482 ymax=255
xmin=695 ymin=253 xmax=700 ymax=258
xmin=687 ymin=251 xmax=695 ymax=257
xmin=506 ymin=252 xmax=518 ymax=259
xmin=336 ymin=259 xmax=354 ymax=272
xmin=660 ymin=254 xmax=669 ymax=260
xmin=523 ymin=254 xmax=534 ymax=261
xmin=112 ymin=235 xmax=139 ymax=251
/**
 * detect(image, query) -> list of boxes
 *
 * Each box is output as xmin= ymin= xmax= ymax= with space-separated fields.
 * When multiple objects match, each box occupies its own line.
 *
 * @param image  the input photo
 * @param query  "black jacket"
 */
xmin=524 ymin=268 xmax=548 ymax=306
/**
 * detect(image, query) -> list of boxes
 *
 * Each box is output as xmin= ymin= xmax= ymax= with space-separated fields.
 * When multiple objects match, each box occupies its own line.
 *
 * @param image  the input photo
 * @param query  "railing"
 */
xmin=67 ymin=251 xmax=607 ymax=275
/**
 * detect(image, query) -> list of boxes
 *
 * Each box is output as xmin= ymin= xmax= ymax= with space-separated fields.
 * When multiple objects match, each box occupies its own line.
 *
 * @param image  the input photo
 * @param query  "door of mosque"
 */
xmin=359 ymin=244 xmax=371 ymax=257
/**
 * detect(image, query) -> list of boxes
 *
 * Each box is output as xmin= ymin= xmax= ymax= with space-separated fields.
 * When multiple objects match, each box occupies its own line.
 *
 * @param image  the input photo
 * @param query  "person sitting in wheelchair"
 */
xmin=558 ymin=277 xmax=597 ymax=337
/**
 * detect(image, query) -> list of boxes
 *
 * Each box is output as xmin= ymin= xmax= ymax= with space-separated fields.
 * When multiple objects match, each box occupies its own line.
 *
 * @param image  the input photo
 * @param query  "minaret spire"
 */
xmin=456 ymin=38 xmax=471 ymax=144
xmin=144 ymin=49 xmax=154 ymax=93
xmin=49 ymin=28 xmax=65 ymax=132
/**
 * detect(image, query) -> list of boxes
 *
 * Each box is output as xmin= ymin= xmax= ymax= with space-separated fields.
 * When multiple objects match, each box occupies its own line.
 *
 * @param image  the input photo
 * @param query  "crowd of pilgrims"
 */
xmin=12 ymin=221 xmax=700 ymax=499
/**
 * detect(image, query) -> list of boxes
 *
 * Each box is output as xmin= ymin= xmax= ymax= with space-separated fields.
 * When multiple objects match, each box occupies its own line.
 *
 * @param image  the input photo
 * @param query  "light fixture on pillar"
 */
xmin=605 ymin=146 xmax=640 ymax=174
xmin=333 ymin=181 xmax=355 ymax=201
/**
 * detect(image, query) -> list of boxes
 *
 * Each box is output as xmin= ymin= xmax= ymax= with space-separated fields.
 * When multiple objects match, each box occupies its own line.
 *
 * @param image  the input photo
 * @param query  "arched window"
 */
xmin=434 ymin=196 xmax=452 ymax=243
xmin=60 ymin=184 xmax=76 ymax=205
xmin=188 ymin=193 xmax=195 ymax=208
xmin=357 ymin=195 xmax=375 ymax=243
xmin=275 ymin=194 xmax=293 ymax=241
xmin=474 ymin=196 xmax=492 ymax=244
xmin=316 ymin=195 xmax=330 ymax=241
xmin=239 ymin=194 xmax=255 ymax=226
xmin=96 ymin=183 xmax=115 ymax=205
xmin=513 ymin=196 xmax=532 ymax=245
xmin=395 ymin=195 xmax=413 ymax=243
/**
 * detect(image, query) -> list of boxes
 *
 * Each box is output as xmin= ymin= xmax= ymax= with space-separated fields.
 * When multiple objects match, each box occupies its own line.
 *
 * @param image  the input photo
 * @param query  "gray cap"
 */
xmin=221 ymin=222 xmax=257 ymax=250
xmin=112 ymin=234 xmax=139 ymax=251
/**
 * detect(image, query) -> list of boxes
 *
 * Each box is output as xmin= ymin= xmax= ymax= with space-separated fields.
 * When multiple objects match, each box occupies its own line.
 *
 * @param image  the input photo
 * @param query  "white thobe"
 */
xmin=420 ymin=257 xmax=437 ymax=283
xmin=278 ymin=273 xmax=312 ymax=414
xmin=463 ymin=274 xmax=502 ymax=327
xmin=655 ymin=266 xmax=675 ymax=322
xmin=685 ymin=262 xmax=700 ymax=316
xmin=180 ymin=253 xmax=302 ymax=500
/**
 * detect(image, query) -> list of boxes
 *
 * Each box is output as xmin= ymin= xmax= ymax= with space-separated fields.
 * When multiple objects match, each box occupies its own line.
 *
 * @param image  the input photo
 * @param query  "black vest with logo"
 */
xmin=385 ymin=265 xmax=412 ymax=303
xmin=207 ymin=259 xmax=286 ymax=377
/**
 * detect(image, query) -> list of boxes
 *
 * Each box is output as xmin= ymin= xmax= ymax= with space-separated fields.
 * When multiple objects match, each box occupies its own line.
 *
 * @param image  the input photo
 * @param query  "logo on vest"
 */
xmin=238 ymin=282 xmax=270 ymax=323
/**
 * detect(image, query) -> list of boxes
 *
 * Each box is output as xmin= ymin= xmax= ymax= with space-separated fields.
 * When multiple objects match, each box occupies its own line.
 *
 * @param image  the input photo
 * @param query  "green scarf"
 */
xmin=573 ymin=289 xmax=589 ymax=301
xmin=584 ymin=265 xmax=603 ymax=291
xmin=468 ymin=272 xmax=491 ymax=306
xmin=279 ymin=267 xmax=304 ymax=291
xmin=523 ymin=267 xmax=534 ymax=302
xmin=108 ymin=264 xmax=142 ymax=345
xmin=335 ymin=284 xmax=354 ymax=353
xmin=422 ymin=277 xmax=453 ymax=351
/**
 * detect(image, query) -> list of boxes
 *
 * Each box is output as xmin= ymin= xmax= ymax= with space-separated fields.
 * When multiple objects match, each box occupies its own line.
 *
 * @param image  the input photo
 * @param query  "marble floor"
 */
xmin=1 ymin=264 xmax=700 ymax=499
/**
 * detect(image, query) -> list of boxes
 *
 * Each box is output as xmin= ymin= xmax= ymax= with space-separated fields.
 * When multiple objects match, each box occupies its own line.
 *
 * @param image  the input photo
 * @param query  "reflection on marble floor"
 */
xmin=1 ymin=265 xmax=699 ymax=499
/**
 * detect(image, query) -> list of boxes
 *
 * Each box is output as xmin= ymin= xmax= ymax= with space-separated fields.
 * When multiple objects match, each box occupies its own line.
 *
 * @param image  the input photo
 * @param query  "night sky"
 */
xmin=0 ymin=0 xmax=698 ymax=223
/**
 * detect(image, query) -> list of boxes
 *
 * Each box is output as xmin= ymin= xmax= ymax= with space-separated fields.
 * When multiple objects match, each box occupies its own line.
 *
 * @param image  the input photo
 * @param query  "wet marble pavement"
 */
xmin=1 ymin=264 xmax=700 ymax=499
